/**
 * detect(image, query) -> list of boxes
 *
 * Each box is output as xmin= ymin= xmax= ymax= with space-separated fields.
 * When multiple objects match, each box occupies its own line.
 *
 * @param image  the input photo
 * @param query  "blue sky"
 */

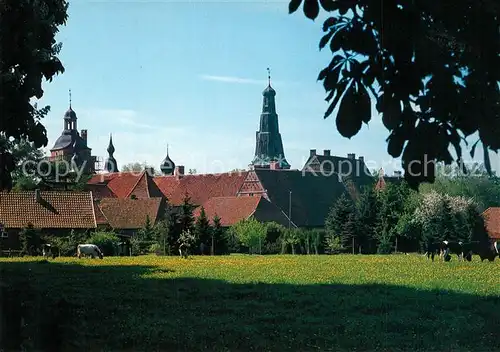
xmin=37 ymin=0 xmax=496 ymax=175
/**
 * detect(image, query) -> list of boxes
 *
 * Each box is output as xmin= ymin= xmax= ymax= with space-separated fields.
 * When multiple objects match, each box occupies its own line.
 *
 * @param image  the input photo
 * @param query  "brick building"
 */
xmin=0 ymin=190 xmax=97 ymax=249
xmin=49 ymin=91 xmax=96 ymax=174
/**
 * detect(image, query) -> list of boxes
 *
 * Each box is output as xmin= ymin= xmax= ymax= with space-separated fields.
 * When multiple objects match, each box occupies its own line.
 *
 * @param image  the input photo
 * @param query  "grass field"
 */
xmin=1 ymin=254 xmax=499 ymax=351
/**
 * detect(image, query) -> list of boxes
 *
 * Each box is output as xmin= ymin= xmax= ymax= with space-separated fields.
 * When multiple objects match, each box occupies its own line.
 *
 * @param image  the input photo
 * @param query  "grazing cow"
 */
xmin=457 ymin=241 xmax=499 ymax=262
xmin=476 ymin=240 xmax=499 ymax=262
xmin=42 ymin=244 xmax=57 ymax=259
xmin=425 ymin=240 xmax=462 ymax=261
xmin=77 ymin=244 xmax=103 ymax=259
xmin=442 ymin=240 xmax=464 ymax=261
xmin=425 ymin=241 xmax=449 ymax=261
xmin=461 ymin=241 xmax=478 ymax=261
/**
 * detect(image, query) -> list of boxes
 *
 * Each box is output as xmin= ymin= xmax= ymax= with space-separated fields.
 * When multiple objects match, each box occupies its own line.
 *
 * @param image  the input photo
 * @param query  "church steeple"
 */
xmin=160 ymin=144 xmax=175 ymax=175
xmin=251 ymin=69 xmax=290 ymax=170
xmin=64 ymin=89 xmax=77 ymax=131
xmin=105 ymin=134 xmax=118 ymax=172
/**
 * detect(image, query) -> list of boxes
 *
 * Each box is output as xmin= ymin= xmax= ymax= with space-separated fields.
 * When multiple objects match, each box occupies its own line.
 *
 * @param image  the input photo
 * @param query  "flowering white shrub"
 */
xmin=413 ymin=190 xmax=479 ymax=242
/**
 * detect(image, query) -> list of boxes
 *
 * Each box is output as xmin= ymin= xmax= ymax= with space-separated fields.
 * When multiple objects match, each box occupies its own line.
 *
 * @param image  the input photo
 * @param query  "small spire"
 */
xmin=107 ymin=133 xmax=115 ymax=155
xmin=69 ymin=89 xmax=72 ymax=108
xmin=167 ymin=143 xmax=169 ymax=156
xmin=267 ymin=67 xmax=271 ymax=86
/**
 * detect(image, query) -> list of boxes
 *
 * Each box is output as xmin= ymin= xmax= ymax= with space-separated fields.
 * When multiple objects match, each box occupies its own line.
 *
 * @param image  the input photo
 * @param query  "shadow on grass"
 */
xmin=0 ymin=260 xmax=499 ymax=351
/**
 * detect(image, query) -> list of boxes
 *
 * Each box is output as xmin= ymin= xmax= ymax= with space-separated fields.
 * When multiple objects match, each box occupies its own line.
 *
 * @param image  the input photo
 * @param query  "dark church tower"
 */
xmin=49 ymin=89 xmax=95 ymax=174
xmin=250 ymin=69 xmax=290 ymax=170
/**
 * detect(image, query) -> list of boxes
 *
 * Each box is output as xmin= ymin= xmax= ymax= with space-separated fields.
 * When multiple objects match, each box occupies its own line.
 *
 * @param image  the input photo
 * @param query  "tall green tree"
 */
xmin=179 ymin=192 xmax=195 ymax=234
xmin=288 ymin=0 xmax=500 ymax=189
xmin=0 ymin=0 xmax=69 ymax=191
xmin=356 ymin=186 xmax=380 ymax=254
xmin=376 ymin=182 xmax=410 ymax=252
xmin=194 ymin=207 xmax=211 ymax=254
xmin=325 ymin=192 xmax=358 ymax=253
xmin=211 ymin=215 xmax=228 ymax=255
xmin=138 ymin=216 xmax=154 ymax=241
xmin=162 ymin=202 xmax=181 ymax=255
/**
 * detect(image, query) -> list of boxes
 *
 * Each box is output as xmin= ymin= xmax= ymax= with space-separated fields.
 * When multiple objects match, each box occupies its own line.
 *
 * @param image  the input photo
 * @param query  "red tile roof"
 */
xmin=97 ymin=198 xmax=164 ymax=229
xmin=89 ymin=171 xmax=247 ymax=205
xmin=152 ymin=176 xmax=180 ymax=199
xmin=88 ymin=172 xmax=144 ymax=198
xmin=93 ymin=200 xmax=109 ymax=226
xmin=85 ymin=183 xmax=117 ymax=199
xmin=482 ymin=207 xmax=500 ymax=240
xmin=0 ymin=191 xmax=97 ymax=229
xmin=161 ymin=172 xmax=248 ymax=205
xmin=194 ymin=196 xmax=261 ymax=226
xmin=126 ymin=171 xmax=164 ymax=199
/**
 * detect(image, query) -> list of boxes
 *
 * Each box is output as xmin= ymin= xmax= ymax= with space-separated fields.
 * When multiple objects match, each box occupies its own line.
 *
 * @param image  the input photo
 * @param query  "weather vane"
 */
xmin=69 ymin=89 xmax=72 ymax=108
xmin=267 ymin=67 xmax=271 ymax=86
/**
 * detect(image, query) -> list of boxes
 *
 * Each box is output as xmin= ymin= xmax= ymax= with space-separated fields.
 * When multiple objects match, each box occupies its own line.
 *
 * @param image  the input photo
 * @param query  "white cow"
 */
xmin=77 ymin=244 xmax=103 ymax=259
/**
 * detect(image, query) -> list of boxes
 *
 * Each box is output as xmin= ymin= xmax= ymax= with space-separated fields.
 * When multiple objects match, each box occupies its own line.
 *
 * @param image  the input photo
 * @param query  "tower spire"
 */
xmin=160 ymin=143 xmax=175 ymax=175
xmin=69 ymin=89 xmax=72 ymax=108
xmin=251 ymin=74 xmax=290 ymax=170
xmin=105 ymin=133 xmax=118 ymax=172
xmin=267 ymin=67 xmax=271 ymax=86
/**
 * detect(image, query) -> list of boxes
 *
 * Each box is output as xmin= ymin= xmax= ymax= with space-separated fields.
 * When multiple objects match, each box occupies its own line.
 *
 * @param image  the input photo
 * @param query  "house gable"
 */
xmin=237 ymin=170 xmax=267 ymax=198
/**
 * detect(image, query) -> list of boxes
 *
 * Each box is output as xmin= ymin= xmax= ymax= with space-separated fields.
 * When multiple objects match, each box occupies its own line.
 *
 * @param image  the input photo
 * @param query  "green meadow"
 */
xmin=1 ymin=254 xmax=499 ymax=351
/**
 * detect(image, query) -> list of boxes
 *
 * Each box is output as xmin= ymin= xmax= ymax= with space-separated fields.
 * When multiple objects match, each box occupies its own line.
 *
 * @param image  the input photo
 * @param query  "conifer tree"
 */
xmin=180 ymin=192 xmax=195 ymax=234
xmin=162 ymin=201 xmax=181 ymax=255
xmin=325 ymin=192 xmax=358 ymax=253
xmin=194 ymin=207 xmax=211 ymax=255
xmin=356 ymin=186 xmax=380 ymax=254
xmin=437 ymin=197 xmax=456 ymax=242
xmin=212 ymin=215 xmax=228 ymax=255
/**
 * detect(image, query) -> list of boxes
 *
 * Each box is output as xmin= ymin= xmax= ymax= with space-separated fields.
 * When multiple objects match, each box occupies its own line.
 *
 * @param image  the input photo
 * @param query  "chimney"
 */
xmin=310 ymin=149 xmax=317 ymax=157
xmin=175 ymin=165 xmax=185 ymax=178
xmin=81 ymin=129 xmax=88 ymax=143
xmin=347 ymin=153 xmax=355 ymax=159
xmin=323 ymin=149 xmax=331 ymax=157
xmin=34 ymin=189 xmax=41 ymax=203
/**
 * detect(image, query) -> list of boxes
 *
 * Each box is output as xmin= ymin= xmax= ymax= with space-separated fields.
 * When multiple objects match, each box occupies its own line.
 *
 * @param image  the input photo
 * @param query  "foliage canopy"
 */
xmin=289 ymin=0 xmax=500 ymax=189
xmin=0 ymin=0 xmax=69 ymax=190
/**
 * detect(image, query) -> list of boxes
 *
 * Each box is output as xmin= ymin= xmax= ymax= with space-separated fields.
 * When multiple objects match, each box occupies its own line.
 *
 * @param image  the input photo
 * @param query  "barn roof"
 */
xmin=162 ymin=172 xmax=248 ymax=205
xmin=194 ymin=196 xmax=261 ymax=227
xmin=97 ymin=197 xmax=164 ymax=230
xmin=253 ymin=169 xmax=347 ymax=228
xmin=482 ymin=207 xmax=500 ymax=240
xmin=88 ymin=170 xmax=163 ymax=199
xmin=85 ymin=183 xmax=117 ymax=200
xmin=0 ymin=191 xmax=97 ymax=229
xmin=88 ymin=171 xmax=247 ymax=206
